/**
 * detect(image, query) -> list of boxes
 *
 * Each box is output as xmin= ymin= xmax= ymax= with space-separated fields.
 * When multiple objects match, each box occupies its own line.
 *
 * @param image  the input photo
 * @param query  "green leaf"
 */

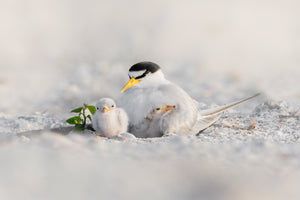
xmin=87 ymin=115 xmax=92 ymax=121
xmin=71 ymin=107 xmax=83 ymax=113
xmin=74 ymin=124 xmax=85 ymax=131
xmin=66 ymin=117 xmax=76 ymax=125
xmin=66 ymin=116 xmax=82 ymax=125
xmin=87 ymin=105 xmax=96 ymax=114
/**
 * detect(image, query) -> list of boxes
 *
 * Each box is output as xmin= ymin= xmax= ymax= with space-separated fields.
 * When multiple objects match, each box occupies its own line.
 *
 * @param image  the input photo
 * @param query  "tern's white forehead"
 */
xmin=128 ymin=70 xmax=146 ymax=79
xmin=96 ymin=98 xmax=116 ymax=108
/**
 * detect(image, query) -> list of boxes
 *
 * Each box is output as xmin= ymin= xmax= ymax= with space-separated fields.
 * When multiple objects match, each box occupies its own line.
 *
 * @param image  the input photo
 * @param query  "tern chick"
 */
xmin=92 ymin=98 xmax=128 ymax=137
xmin=140 ymin=104 xmax=176 ymax=138
xmin=146 ymin=104 xmax=195 ymax=136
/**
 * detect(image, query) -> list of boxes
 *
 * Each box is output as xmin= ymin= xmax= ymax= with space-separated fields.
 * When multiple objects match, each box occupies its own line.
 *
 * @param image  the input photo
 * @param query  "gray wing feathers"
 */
xmin=200 ymin=93 xmax=260 ymax=116
xmin=191 ymin=113 xmax=221 ymax=134
xmin=193 ymin=93 xmax=259 ymax=134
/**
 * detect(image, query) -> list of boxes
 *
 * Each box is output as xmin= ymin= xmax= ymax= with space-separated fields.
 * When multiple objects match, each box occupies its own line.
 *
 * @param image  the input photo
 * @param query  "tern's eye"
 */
xmin=96 ymin=107 xmax=99 ymax=110
xmin=156 ymin=108 xmax=160 ymax=111
xmin=112 ymin=105 xmax=115 ymax=108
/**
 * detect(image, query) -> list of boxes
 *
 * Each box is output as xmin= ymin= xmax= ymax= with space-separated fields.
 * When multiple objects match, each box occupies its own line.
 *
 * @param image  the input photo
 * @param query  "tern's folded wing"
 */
xmin=191 ymin=113 xmax=221 ymax=134
xmin=199 ymin=93 xmax=260 ymax=116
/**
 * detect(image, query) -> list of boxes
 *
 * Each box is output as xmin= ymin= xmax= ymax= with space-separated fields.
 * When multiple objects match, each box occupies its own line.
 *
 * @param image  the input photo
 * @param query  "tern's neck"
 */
xmin=138 ymin=70 xmax=169 ymax=88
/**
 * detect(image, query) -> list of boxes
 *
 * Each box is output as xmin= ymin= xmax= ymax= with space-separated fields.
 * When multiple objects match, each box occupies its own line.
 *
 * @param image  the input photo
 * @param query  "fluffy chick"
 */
xmin=141 ymin=104 xmax=175 ymax=138
xmin=92 ymin=98 xmax=128 ymax=137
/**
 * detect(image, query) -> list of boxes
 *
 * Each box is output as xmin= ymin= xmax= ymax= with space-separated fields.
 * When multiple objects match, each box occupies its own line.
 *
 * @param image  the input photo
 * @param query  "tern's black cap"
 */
xmin=128 ymin=62 xmax=161 ymax=79
xmin=129 ymin=62 xmax=160 ymax=73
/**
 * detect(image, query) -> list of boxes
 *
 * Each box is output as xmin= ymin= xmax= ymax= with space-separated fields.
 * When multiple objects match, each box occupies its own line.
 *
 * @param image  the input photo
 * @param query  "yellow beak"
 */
xmin=101 ymin=108 xmax=110 ymax=113
xmin=162 ymin=105 xmax=176 ymax=113
xmin=121 ymin=77 xmax=141 ymax=93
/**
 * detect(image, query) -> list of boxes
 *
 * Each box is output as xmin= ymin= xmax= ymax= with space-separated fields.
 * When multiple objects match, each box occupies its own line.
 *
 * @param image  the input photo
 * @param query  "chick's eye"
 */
xmin=112 ymin=105 xmax=115 ymax=108
xmin=96 ymin=107 xmax=99 ymax=110
xmin=156 ymin=108 xmax=160 ymax=111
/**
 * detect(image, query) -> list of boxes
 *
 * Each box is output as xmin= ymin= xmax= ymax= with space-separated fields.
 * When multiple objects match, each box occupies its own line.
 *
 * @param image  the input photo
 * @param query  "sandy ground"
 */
xmin=0 ymin=0 xmax=299 ymax=200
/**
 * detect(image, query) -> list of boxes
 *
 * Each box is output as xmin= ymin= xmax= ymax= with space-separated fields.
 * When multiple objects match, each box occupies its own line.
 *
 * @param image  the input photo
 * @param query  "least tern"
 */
xmin=92 ymin=98 xmax=128 ymax=137
xmin=118 ymin=61 xmax=259 ymax=137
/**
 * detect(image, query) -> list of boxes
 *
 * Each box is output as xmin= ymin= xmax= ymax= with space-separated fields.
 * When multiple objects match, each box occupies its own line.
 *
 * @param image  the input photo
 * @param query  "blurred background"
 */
xmin=0 ymin=1 xmax=299 ymax=200
xmin=0 ymin=0 xmax=299 ymax=114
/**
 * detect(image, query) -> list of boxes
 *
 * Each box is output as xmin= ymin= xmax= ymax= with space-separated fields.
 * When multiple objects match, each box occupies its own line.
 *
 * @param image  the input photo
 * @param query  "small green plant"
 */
xmin=66 ymin=104 xmax=96 ymax=131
